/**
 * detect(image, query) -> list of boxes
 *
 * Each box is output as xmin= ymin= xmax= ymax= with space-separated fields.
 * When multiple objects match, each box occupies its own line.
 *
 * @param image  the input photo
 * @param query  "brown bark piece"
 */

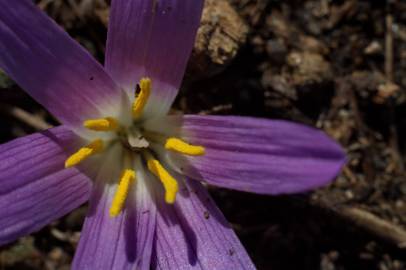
xmin=187 ymin=0 xmax=249 ymax=79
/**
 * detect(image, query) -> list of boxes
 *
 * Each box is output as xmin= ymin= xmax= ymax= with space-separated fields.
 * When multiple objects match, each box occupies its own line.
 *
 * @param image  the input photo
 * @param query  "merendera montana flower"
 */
xmin=0 ymin=0 xmax=346 ymax=269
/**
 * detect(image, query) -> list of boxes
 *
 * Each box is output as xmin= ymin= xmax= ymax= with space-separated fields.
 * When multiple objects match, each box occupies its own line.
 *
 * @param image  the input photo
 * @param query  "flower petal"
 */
xmin=0 ymin=126 xmax=92 ymax=245
xmin=105 ymin=0 xmax=204 ymax=117
xmin=72 ymin=157 xmax=156 ymax=270
xmin=147 ymin=115 xmax=346 ymax=194
xmin=0 ymin=0 xmax=125 ymax=129
xmin=151 ymin=177 xmax=256 ymax=270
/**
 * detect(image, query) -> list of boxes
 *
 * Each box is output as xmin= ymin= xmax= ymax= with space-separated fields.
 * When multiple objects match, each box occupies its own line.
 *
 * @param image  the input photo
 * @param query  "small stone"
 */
xmin=287 ymin=51 xmax=333 ymax=85
xmin=374 ymin=82 xmax=400 ymax=104
xmin=49 ymin=247 xmax=63 ymax=261
xmin=364 ymin=41 xmax=382 ymax=55
xmin=345 ymin=190 xmax=354 ymax=200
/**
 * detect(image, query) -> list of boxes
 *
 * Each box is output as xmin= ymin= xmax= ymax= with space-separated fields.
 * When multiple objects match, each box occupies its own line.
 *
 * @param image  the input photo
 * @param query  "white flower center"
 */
xmin=64 ymin=77 xmax=205 ymax=217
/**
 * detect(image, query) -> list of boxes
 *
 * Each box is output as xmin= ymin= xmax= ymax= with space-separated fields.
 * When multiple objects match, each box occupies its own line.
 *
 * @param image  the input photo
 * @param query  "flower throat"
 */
xmin=64 ymin=78 xmax=205 ymax=217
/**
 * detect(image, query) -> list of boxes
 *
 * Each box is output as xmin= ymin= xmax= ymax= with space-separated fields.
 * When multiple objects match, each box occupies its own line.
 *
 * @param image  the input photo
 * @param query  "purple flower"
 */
xmin=0 ymin=0 xmax=345 ymax=269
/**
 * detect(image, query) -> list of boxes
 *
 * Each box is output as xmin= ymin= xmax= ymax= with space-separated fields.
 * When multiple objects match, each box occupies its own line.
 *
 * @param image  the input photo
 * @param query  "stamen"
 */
xmin=132 ymin=78 xmax=151 ymax=119
xmin=110 ymin=169 xmax=136 ymax=217
xmin=83 ymin=117 xmax=118 ymax=131
xmin=165 ymin=137 xmax=205 ymax=156
xmin=147 ymin=159 xmax=178 ymax=204
xmin=65 ymin=139 xmax=103 ymax=168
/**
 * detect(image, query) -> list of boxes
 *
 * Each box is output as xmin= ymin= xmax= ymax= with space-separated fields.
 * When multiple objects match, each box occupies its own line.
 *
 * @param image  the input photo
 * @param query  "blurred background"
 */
xmin=1 ymin=0 xmax=406 ymax=269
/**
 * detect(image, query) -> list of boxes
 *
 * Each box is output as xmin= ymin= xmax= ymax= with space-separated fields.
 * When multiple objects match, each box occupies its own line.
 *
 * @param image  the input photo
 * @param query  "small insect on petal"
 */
xmin=165 ymin=137 xmax=205 ymax=156
xmin=132 ymin=77 xmax=151 ymax=119
xmin=65 ymin=139 xmax=104 ymax=168
xmin=147 ymin=159 xmax=178 ymax=204
xmin=110 ymin=169 xmax=136 ymax=217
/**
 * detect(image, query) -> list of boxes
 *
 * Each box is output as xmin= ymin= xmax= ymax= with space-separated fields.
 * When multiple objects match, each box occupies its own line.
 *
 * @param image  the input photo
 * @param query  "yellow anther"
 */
xmin=132 ymin=77 xmax=151 ymax=119
xmin=147 ymin=159 xmax=178 ymax=204
xmin=165 ymin=137 xmax=205 ymax=156
xmin=109 ymin=169 xmax=136 ymax=217
xmin=83 ymin=117 xmax=118 ymax=131
xmin=64 ymin=139 xmax=103 ymax=168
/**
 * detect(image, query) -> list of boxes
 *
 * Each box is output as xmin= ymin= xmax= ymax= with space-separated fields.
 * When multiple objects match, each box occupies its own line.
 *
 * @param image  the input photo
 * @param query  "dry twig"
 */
xmin=339 ymin=207 xmax=406 ymax=249
xmin=0 ymin=104 xmax=52 ymax=131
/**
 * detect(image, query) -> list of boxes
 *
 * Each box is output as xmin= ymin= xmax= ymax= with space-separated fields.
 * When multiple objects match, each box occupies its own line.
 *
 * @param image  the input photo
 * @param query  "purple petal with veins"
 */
xmin=151 ymin=177 xmax=256 ymax=270
xmin=147 ymin=115 xmax=346 ymax=194
xmin=0 ymin=126 xmax=92 ymax=245
xmin=0 ymin=0 xmax=124 ymax=129
xmin=73 ymin=157 xmax=156 ymax=270
xmin=105 ymin=0 xmax=204 ymax=117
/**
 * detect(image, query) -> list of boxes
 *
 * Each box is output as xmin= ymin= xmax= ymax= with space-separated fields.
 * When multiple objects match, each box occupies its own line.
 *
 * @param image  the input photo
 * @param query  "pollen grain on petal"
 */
xmin=83 ymin=117 xmax=119 ymax=131
xmin=132 ymin=77 xmax=151 ymax=119
xmin=109 ymin=169 xmax=136 ymax=217
xmin=165 ymin=137 xmax=205 ymax=156
xmin=147 ymin=159 xmax=178 ymax=204
xmin=64 ymin=139 xmax=103 ymax=168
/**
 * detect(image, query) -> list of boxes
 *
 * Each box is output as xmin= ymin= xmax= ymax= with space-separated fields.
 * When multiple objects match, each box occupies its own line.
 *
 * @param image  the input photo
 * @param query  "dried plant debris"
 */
xmin=188 ymin=0 xmax=249 ymax=79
